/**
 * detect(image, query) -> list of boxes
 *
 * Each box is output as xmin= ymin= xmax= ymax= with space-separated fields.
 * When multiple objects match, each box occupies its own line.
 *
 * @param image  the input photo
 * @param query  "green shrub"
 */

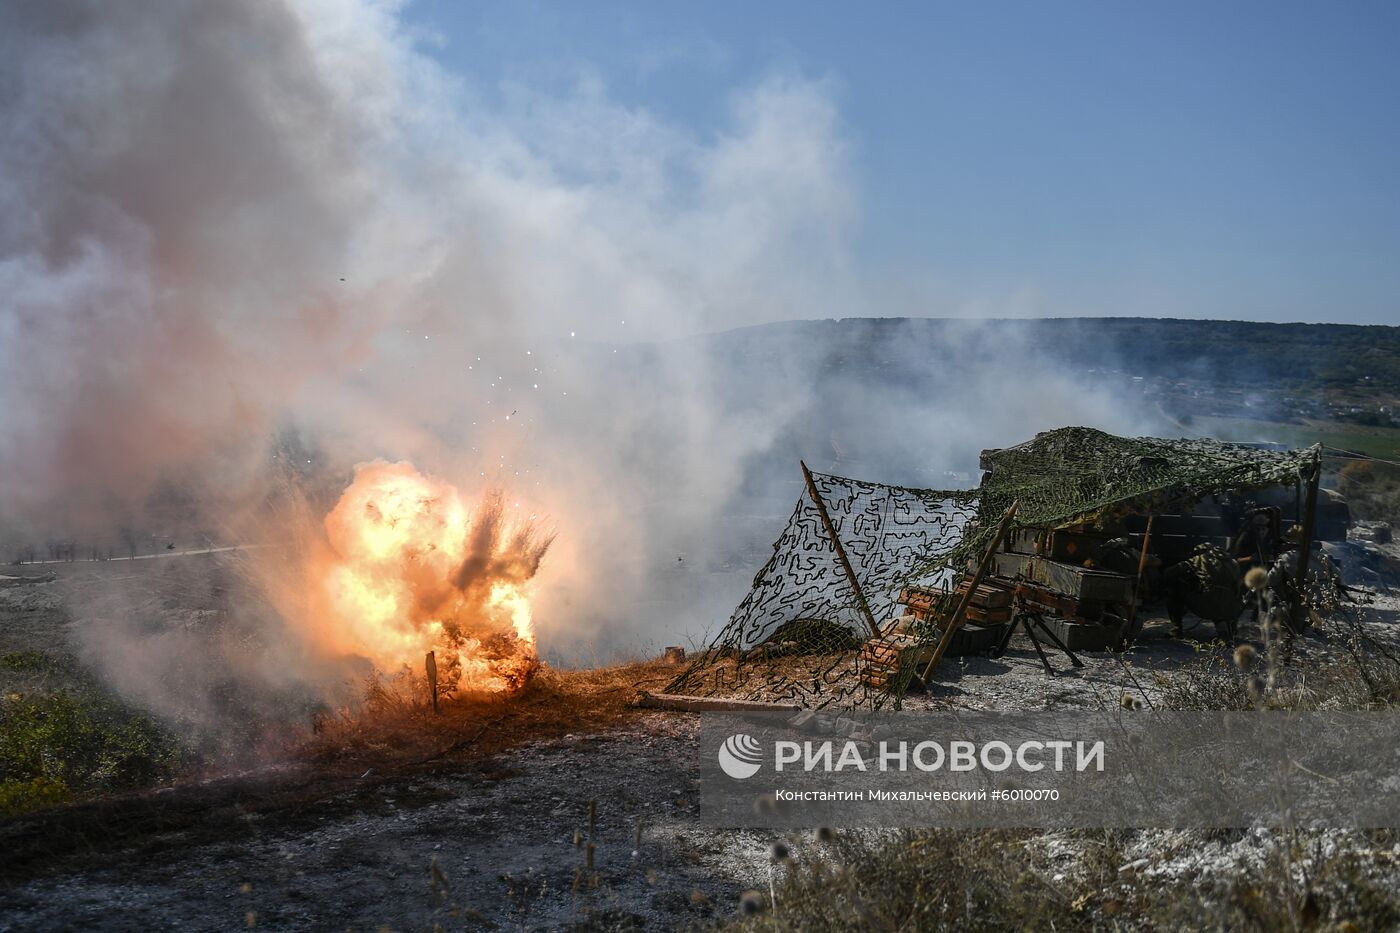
xmin=0 ymin=690 xmax=183 ymax=814
xmin=0 ymin=776 xmax=71 ymax=816
xmin=0 ymin=651 xmax=53 ymax=672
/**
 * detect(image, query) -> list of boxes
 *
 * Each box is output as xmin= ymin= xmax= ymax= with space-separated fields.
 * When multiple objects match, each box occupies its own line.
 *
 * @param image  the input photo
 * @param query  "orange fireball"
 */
xmin=319 ymin=461 xmax=550 ymax=693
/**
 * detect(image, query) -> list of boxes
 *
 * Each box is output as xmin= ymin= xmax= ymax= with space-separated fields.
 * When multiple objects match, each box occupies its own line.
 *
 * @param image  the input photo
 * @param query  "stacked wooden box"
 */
xmin=901 ymin=579 xmax=1015 ymax=627
xmin=992 ymin=528 xmax=1134 ymax=624
xmin=978 ymin=525 xmax=1133 ymax=651
xmin=858 ymin=632 xmax=929 ymax=690
xmin=860 ymin=579 xmax=1018 ymax=689
xmin=904 ymin=579 xmax=1014 ymax=653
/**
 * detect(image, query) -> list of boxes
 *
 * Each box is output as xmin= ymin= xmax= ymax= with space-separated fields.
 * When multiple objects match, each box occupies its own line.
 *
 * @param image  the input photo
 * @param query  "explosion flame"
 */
xmin=318 ymin=461 xmax=551 ymax=693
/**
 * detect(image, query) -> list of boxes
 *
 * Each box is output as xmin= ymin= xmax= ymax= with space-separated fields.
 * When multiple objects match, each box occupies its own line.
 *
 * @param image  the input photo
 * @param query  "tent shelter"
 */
xmin=666 ymin=427 xmax=1335 ymax=709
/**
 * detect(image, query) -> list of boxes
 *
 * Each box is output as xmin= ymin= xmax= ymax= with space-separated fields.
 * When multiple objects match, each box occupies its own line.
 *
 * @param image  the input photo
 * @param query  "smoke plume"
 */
xmin=1 ymin=1 xmax=1153 ymax=731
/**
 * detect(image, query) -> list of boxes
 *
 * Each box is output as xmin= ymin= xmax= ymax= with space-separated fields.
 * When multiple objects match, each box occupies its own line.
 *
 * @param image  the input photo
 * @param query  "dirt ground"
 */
xmin=4 ymin=555 xmax=1400 ymax=930
xmin=1 ymin=711 xmax=745 ymax=931
xmin=0 ymin=558 xmax=767 ymax=931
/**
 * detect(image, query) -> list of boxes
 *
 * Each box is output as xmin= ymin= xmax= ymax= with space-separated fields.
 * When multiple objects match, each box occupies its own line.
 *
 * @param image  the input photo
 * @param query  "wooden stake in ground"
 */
xmin=1122 ymin=513 xmax=1155 ymax=643
xmin=919 ymin=499 xmax=1019 ymax=683
xmin=586 ymin=799 xmax=597 ymax=872
xmin=1293 ymin=452 xmax=1321 ymax=630
xmin=634 ymin=692 xmax=801 ymax=714
xmin=426 ymin=650 xmax=439 ymax=715
xmin=801 ymin=460 xmax=880 ymax=638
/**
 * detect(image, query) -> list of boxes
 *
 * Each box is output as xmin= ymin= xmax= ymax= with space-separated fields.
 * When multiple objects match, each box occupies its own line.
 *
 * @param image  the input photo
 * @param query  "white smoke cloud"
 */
xmin=1 ymin=1 xmax=1154 ymax=723
xmin=1 ymin=0 xmax=859 ymax=500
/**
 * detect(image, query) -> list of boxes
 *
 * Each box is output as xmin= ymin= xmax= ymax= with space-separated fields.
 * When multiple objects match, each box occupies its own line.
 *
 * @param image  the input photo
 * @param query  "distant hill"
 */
xmin=701 ymin=317 xmax=1400 ymax=399
xmin=691 ymin=317 xmax=1400 ymax=522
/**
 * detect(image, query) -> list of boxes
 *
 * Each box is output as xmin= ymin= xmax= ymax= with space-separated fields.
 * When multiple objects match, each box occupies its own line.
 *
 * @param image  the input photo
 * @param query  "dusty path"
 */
xmin=12 ymin=544 xmax=269 ymax=566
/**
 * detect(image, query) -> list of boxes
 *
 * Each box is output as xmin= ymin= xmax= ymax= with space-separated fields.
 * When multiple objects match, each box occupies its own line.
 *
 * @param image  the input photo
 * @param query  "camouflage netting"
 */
xmin=972 ymin=426 xmax=1319 ymax=534
xmin=667 ymin=427 xmax=1321 ymax=709
xmin=665 ymin=472 xmax=978 ymax=708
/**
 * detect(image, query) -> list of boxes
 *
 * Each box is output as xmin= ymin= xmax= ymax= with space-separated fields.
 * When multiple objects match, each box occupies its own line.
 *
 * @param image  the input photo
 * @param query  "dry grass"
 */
xmin=722 ymin=829 xmax=1083 ymax=932
xmin=666 ymin=651 xmax=858 ymax=706
xmin=720 ymin=826 xmax=1400 ymax=932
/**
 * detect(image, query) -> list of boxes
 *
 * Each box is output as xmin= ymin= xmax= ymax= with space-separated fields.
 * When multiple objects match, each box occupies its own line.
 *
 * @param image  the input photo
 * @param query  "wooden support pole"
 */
xmin=1293 ymin=451 xmax=1321 ymax=628
xmin=919 ymin=499 xmax=1020 ymax=683
xmin=1123 ymin=513 xmax=1155 ymax=640
xmin=801 ymin=460 xmax=881 ymax=638
xmin=426 ymin=650 xmax=440 ymax=715
xmin=634 ymin=692 xmax=802 ymax=713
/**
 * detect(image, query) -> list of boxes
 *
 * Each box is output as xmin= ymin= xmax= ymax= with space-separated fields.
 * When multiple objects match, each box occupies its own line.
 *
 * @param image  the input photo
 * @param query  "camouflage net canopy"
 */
xmin=668 ymin=427 xmax=1321 ymax=709
xmin=666 ymin=472 xmax=978 ymax=708
xmin=972 ymin=426 xmax=1319 ymax=535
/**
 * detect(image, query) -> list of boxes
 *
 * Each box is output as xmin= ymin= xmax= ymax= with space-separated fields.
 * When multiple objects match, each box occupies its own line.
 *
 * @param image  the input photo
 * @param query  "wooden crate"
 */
xmin=956 ymin=580 xmax=1015 ymax=608
xmin=899 ymin=579 xmax=1014 ymax=620
xmin=1043 ymin=618 xmax=1121 ymax=652
xmin=1010 ymin=580 xmax=1118 ymax=624
xmin=964 ymin=604 xmax=1014 ymax=626
xmin=860 ymin=633 xmax=921 ymax=665
xmin=942 ymin=623 xmax=1004 ymax=655
xmin=899 ymin=586 xmax=942 ymax=618
xmin=1004 ymin=527 xmax=1111 ymax=564
xmin=859 ymin=633 xmax=930 ymax=689
xmin=860 ymin=622 xmax=1006 ymax=690
xmin=990 ymin=552 xmax=1134 ymax=604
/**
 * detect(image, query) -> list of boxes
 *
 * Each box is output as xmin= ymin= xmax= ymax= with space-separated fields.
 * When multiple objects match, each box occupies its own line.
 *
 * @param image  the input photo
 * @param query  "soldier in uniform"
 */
xmin=1261 ymin=526 xmax=1345 ymax=636
xmin=1097 ymin=536 xmax=1142 ymax=577
xmin=1232 ymin=507 xmax=1281 ymax=570
xmin=1095 ymin=535 xmax=1162 ymax=599
xmin=1161 ymin=542 xmax=1244 ymax=642
xmin=1234 ymin=507 xmax=1281 ymax=623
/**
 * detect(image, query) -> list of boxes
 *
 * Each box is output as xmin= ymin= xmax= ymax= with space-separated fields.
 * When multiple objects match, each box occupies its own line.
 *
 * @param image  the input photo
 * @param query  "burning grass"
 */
xmin=301 ymin=658 xmax=681 ymax=773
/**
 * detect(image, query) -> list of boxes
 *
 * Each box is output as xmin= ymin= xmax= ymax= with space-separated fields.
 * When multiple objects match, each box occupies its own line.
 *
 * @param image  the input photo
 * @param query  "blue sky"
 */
xmin=403 ymin=0 xmax=1399 ymax=326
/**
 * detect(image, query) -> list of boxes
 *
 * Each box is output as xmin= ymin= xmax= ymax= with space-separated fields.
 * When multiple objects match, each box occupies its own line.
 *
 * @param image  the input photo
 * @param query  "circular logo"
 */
xmin=718 ymin=733 xmax=763 ymax=779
